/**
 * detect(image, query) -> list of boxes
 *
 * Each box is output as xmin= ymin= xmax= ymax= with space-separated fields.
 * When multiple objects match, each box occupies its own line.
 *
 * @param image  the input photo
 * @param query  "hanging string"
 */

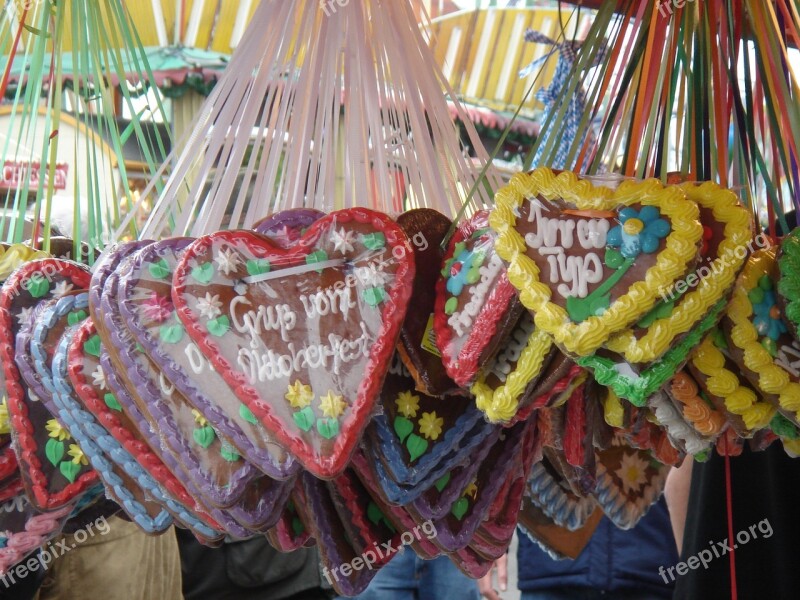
xmin=723 ymin=436 xmax=738 ymax=600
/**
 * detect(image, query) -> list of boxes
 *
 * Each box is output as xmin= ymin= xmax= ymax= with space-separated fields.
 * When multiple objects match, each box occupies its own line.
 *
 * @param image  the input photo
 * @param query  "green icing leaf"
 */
xmin=148 ymin=259 xmax=171 ymax=280
xmin=291 ymin=517 xmax=305 ymax=536
xmin=193 ymin=426 xmax=216 ymax=448
xmin=67 ymin=310 xmax=87 ymax=326
xmin=363 ymin=287 xmax=386 ymax=307
xmin=769 ymin=413 xmax=799 ymax=439
xmin=103 ymin=393 xmax=122 ymax=412
xmin=604 ymin=247 xmax=624 ymax=269
xmin=305 ymin=250 xmax=329 ymax=272
xmin=361 ymin=233 xmax=386 ymax=250
xmin=393 ymin=416 xmax=413 ymax=442
xmin=405 ymin=433 xmax=428 ymax=462
xmin=434 ymin=472 xmax=451 ymax=492
xmin=316 ymin=418 xmax=339 ymax=439
xmin=45 ymin=439 xmax=64 ymax=467
xmin=83 ymin=335 xmax=101 ymax=357
xmin=366 ymin=502 xmax=383 ymax=525
xmin=566 ymin=292 xmax=610 ymax=323
xmin=444 ymin=297 xmax=458 ymax=315
xmin=191 ymin=263 xmax=214 ymax=284
xmin=451 ymin=497 xmax=469 ymax=520
xmin=207 ymin=315 xmax=230 ymax=337
xmin=239 ymin=403 xmax=258 ymax=425
xmin=220 ymin=443 xmax=241 ymax=462
xmin=293 ymin=407 xmax=315 ymax=432
xmin=27 ymin=275 xmax=50 ymax=298
xmin=160 ymin=323 xmax=185 ymax=344
xmin=246 ymin=259 xmax=271 ymax=276
xmin=59 ymin=460 xmax=81 ymax=483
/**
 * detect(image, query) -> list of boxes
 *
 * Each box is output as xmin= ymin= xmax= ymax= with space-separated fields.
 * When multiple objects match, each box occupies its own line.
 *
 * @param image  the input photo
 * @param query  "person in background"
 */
xmin=486 ymin=496 xmax=677 ymax=600
xmin=346 ymin=551 xmax=480 ymax=600
xmin=176 ymin=529 xmax=334 ymax=600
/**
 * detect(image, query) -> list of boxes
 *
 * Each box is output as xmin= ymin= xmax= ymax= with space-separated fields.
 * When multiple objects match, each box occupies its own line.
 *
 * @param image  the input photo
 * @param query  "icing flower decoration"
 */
xmin=45 ymin=419 xmax=70 ymax=442
xmin=464 ymin=482 xmax=478 ymax=499
xmin=0 ymin=399 xmax=9 ymax=435
xmin=191 ymin=409 xmax=208 ymax=428
xmin=214 ymin=248 xmax=242 ymax=275
xmin=749 ymin=276 xmax=788 ymax=347
xmin=395 ymin=391 xmax=420 ymax=418
xmin=142 ymin=292 xmax=173 ymax=323
xmin=442 ymin=238 xmax=487 ymax=297
xmin=195 ymin=293 xmax=223 ymax=320
xmin=91 ymin=365 xmax=106 ymax=390
xmin=67 ymin=444 xmax=88 ymax=466
xmin=15 ymin=306 xmax=33 ymax=326
xmin=285 ymin=381 xmax=314 ymax=409
xmin=418 ymin=411 xmax=444 ymax=440
xmin=51 ymin=280 xmax=74 ymax=298
xmin=330 ymin=228 xmax=356 ymax=255
xmin=607 ymin=206 xmax=670 ymax=259
xmin=615 ymin=451 xmax=648 ymax=495
xmin=319 ymin=391 xmax=347 ymax=419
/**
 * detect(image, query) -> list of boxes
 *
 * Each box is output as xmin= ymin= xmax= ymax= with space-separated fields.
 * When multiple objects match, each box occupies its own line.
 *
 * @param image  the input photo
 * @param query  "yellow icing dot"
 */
xmin=318 ymin=391 xmax=346 ymax=419
xmin=285 ymin=381 xmax=314 ymax=409
xmin=623 ymin=218 xmax=644 ymax=235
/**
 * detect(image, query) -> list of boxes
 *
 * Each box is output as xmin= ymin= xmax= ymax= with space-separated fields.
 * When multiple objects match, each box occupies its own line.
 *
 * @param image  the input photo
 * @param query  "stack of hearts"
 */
xmin=1 ymin=169 xmax=799 ymax=596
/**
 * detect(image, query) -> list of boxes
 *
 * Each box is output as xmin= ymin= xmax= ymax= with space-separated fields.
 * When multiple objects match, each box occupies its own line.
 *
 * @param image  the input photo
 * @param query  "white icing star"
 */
xmin=330 ymin=228 xmax=355 ymax=255
xmin=91 ymin=365 xmax=107 ymax=390
xmin=51 ymin=280 xmax=73 ymax=298
xmin=16 ymin=306 xmax=33 ymax=326
xmin=214 ymin=248 xmax=242 ymax=276
xmin=195 ymin=293 xmax=223 ymax=320
xmin=355 ymin=263 xmax=389 ymax=287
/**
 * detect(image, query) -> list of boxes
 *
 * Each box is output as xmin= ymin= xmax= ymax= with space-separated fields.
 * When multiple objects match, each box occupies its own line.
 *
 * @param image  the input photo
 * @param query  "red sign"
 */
xmin=0 ymin=161 xmax=68 ymax=191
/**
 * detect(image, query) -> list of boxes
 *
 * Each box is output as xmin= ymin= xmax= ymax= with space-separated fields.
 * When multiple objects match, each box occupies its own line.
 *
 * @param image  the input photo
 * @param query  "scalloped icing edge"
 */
xmin=690 ymin=335 xmax=775 ymax=432
xmin=471 ymin=326 xmax=553 ymax=424
xmin=605 ymin=181 xmax=753 ymax=362
xmin=490 ymin=168 xmax=702 ymax=356
xmin=526 ymin=461 xmax=596 ymax=531
xmin=576 ymin=298 xmax=727 ymax=406
xmin=777 ymin=228 xmax=800 ymax=334
xmin=647 ymin=390 xmax=712 ymax=456
xmin=726 ymin=248 xmax=800 ymax=418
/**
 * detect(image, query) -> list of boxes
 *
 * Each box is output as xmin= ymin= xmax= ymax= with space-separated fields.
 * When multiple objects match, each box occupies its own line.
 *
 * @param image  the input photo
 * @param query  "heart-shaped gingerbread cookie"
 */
xmin=490 ymin=168 xmax=702 ymax=356
xmin=434 ymin=210 xmax=523 ymax=388
xmin=173 ymin=208 xmax=415 ymax=478
xmin=0 ymin=259 xmax=96 ymax=510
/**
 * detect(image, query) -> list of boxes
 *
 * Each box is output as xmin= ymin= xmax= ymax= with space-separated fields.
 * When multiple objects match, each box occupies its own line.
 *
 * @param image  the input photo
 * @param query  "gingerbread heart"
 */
xmin=593 ymin=437 xmax=670 ymax=530
xmin=50 ymin=328 xmax=174 ymax=533
xmin=471 ymin=310 xmax=555 ymax=424
xmin=490 ymin=168 xmax=702 ymax=356
xmin=297 ymin=473 xmax=379 ymax=597
xmin=428 ymin=419 xmax=535 ymax=552
xmin=173 ymin=208 xmax=415 ymax=478
xmin=364 ymin=352 xmax=488 ymax=487
xmin=395 ymin=208 xmax=462 ymax=396
xmin=526 ymin=457 xmax=597 ymax=531
xmin=116 ymin=237 xmax=297 ymax=481
xmin=434 ymin=210 xmax=523 ymax=388
xmin=723 ymin=248 xmax=800 ymax=425
xmin=0 ymin=259 xmax=96 ymax=510
xmin=113 ymin=238 xmax=262 ymax=508
xmin=67 ymin=320 xmax=222 ymax=541
xmin=253 ymin=208 xmax=325 ymax=245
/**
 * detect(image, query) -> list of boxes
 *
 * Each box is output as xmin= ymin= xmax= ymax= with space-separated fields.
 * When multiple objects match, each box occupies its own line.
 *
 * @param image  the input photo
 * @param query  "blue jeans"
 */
xmin=346 ymin=550 xmax=480 ymax=600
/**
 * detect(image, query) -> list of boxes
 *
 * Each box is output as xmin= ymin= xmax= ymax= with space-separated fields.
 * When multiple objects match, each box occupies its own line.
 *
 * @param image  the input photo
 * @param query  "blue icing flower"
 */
xmin=607 ymin=206 xmax=671 ymax=259
xmin=751 ymin=285 xmax=788 ymax=342
xmin=443 ymin=240 xmax=486 ymax=297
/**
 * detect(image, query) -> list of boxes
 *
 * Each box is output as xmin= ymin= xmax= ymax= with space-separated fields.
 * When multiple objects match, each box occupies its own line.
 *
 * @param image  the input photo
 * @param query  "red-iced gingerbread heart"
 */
xmin=173 ymin=208 xmax=414 ymax=478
